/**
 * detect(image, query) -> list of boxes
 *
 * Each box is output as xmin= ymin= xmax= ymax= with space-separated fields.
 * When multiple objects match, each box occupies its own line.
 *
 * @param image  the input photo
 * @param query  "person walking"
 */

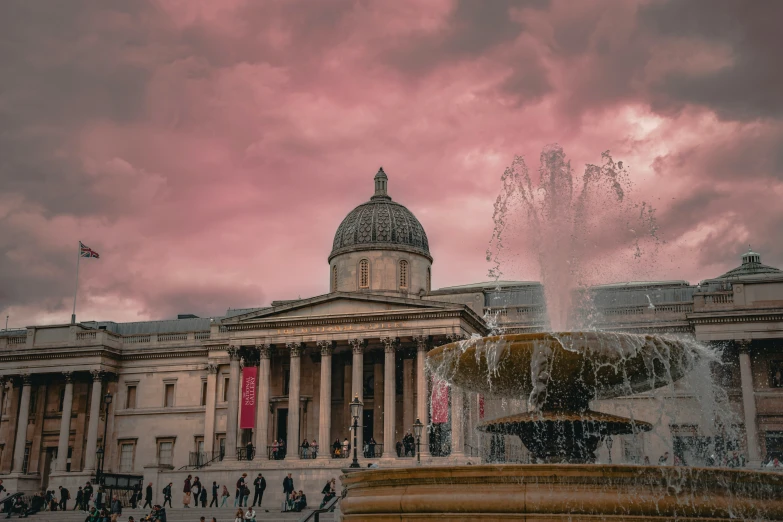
xmin=83 ymin=482 xmax=93 ymax=512
xmin=221 ymin=485 xmax=230 ymax=507
xmin=58 ymin=485 xmax=70 ymax=510
xmin=252 ymin=473 xmax=266 ymax=508
xmin=74 ymin=487 xmax=84 ymax=511
xmin=142 ymin=482 xmax=153 ymax=509
xmin=162 ymin=482 xmax=173 ymax=508
xmin=282 ymin=473 xmax=294 ymax=512
xmin=209 ymin=481 xmax=219 ymax=508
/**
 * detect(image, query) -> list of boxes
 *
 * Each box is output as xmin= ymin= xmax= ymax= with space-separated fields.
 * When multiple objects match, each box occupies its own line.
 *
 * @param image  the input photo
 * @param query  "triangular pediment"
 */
xmin=221 ymin=292 xmax=457 ymax=324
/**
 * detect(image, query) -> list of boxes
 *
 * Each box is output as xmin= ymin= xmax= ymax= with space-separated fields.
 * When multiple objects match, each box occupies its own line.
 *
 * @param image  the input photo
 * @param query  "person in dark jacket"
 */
xmin=143 ymin=483 xmax=153 ymax=509
xmin=83 ymin=482 xmax=93 ymax=511
xmin=74 ymin=487 xmax=84 ymax=511
xmin=110 ymin=496 xmax=122 ymax=517
xmin=162 ymin=482 xmax=172 ymax=508
xmin=281 ymin=474 xmax=294 ymax=512
xmin=251 ymin=473 xmax=266 ymax=508
xmin=199 ymin=485 xmax=207 ymax=508
xmin=58 ymin=486 xmax=70 ymax=510
xmin=209 ymin=481 xmax=219 ymax=508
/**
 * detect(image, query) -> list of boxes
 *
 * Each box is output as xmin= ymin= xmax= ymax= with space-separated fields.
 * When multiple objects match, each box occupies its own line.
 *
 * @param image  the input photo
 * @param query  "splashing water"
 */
xmin=486 ymin=144 xmax=660 ymax=330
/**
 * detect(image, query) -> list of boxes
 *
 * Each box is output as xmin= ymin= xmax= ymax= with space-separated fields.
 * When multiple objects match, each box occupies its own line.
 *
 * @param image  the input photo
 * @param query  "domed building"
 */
xmin=1 ymin=169 xmax=783 ymax=501
xmin=329 ymin=168 xmax=432 ymax=296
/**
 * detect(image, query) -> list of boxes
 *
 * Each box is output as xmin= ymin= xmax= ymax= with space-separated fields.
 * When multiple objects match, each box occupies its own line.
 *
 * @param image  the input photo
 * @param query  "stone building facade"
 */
xmin=1 ymin=169 xmax=782 ymax=501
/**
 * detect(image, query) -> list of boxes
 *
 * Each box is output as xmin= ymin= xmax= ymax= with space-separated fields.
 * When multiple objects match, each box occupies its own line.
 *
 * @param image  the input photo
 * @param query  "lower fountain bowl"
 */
xmin=340 ymin=464 xmax=783 ymax=521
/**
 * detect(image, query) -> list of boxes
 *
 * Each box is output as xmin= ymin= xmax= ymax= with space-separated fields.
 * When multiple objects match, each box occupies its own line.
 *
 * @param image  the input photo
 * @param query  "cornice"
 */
xmin=115 ymin=406 xmax=206 ymax=416
xmin=688 ymin=309 xmax=783 ymax=325
xmin=121 ymin=348 xmax=208 ymax=361
xmin=218 ymin=308 xmax=487 ymax=334
xmin=0 ymin=347 xmax=122 ymax=363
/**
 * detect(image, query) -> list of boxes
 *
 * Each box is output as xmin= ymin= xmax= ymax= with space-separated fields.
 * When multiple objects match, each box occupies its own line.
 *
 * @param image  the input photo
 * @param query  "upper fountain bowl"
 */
xmin=427 ymin=332 xmax=706 ymax=411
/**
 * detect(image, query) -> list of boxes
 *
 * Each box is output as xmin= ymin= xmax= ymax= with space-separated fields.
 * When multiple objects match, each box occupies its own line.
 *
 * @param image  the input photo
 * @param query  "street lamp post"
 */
xmin=606 ymin=435 xmax=614 ymax=464
xmin=97 ymin=392 xmax=113 ymax=484
xmin=349 ymin=395 xmax=363 ymax=469
xmin=413 ymin=418 xmax=423 ymax=466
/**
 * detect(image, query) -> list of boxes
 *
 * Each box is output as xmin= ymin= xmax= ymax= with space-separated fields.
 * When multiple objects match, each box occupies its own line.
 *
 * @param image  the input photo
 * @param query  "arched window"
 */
xmin=359 ymin=259 xmax=370 ymax=289
xmin=426 ymin=266 xmax=431 ymax=292
xmin=332 ymin=265 xmax=338 ymax=292
xmin=399 ymin=260 xmax=408 ymax=289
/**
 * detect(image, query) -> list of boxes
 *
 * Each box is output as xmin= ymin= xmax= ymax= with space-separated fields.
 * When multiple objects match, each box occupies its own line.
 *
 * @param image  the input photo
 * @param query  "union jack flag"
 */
xmin=79 ymin=241 xmax=100 ymax=259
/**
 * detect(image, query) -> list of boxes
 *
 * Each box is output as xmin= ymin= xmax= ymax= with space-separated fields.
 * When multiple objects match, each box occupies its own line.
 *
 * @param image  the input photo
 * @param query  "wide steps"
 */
xmin=21 ymin=506 xmax=335 ymax=522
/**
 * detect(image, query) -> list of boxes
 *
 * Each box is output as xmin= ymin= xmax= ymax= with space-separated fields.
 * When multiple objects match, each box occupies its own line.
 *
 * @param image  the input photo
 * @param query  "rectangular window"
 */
xmin=119 ymin=443 xmax=135 ymax=472
xmin=126 ymin=385 xmax=137 ymax=409
xmin=770 ymin=361 xmax=783 ymax=388
xmin=284 ymin=365 xmax=290 ymax=396
xmin=29 ymin=389 xmax=38 ymax=418
xmin=219 ymin=437 xmax=226 ymax=459
xmin=222 ymin=377 xmax=230 ymax=402
xmin=201 ymin=381 xmax=208 ymax=406
xmin=157 ymin=440 xmax=174 ymax=466
xmin=164 ymin=383 xmax=175 ymax=407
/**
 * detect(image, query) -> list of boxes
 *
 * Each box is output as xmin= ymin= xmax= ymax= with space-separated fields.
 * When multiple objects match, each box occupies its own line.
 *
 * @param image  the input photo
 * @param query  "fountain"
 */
xmin=340 ymin=147 xmax=783 ymax=520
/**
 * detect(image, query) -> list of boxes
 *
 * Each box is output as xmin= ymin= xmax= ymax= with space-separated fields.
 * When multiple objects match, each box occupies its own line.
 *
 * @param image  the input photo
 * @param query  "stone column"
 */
xmin=415 ymin=337 xmax=430 ymax=457
xmin=55 ymin=372 xmax=74 ymax=472
xmin=204 ymin=363 xmax=218 ymax=455
xmin=738 ymin=340 xmax=761 ymax=466
xmin=286 ymin=342 xmax=302 ymax=460
xmin=83 ymin=370 xmax=103 ymax=472
xmin=317 ymin=341 xmax=333 ymax=459
xmin=403 ymin=358 xmax=414 ymax=434
xmin=224 ymin=346 xmax=241 ymax=461
xmin=382 ymin=337 xmax=397 ymax=458
xmin=255 ymin=345 xmax=272 ymax=457
xmin=350 ymin=338 xmax=364 ymax=455
xmin=0 ymin=378 xmax=6 ymax=424
xmin=451 ymin=386 xmax=464 ymax=457
xmin=12 ymin=374 xmax=32 ymax=473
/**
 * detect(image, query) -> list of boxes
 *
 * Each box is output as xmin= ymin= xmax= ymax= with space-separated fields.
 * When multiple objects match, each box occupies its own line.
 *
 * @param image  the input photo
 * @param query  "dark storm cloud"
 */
xmin=640 ymin=0 xmax=783 ymax=121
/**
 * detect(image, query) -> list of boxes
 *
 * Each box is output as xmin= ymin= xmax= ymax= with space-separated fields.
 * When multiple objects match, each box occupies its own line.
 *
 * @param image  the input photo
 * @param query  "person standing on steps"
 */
xmin=209 ymin=481 xmax=219 ymax=508
xmin=58 ymin=485 xmax=70 ymax=511
xmin=282 ymin=473 xmax=294 ymax=512
xmin=199 ymin=484 xmax=207 ymax=508
xmin=74 ymin=487 xmax=84 ymax=511
xmin=251 ymin=473 xmax=266 ymax=508
xmin=142 ymin=483 xmax=153 ymax=510
xmin=183 ymin=475 xmax=192 ymax=508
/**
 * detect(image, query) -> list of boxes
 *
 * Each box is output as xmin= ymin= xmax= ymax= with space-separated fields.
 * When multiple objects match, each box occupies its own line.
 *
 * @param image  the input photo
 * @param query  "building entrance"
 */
xmin=277 ymin=408 xmax=288 ymax=447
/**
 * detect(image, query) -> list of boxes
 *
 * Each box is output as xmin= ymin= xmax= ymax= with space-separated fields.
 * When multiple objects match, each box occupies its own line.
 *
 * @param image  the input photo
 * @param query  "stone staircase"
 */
xmin=16 ymin=506 xmax=336 ymax=522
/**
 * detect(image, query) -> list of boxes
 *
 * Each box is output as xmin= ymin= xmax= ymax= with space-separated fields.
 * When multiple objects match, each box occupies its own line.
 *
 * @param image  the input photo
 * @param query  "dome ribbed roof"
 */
xmin=329 ymin=168 xmax=431 ymax=261
xmin=715 ymin=248 xmax=781 ymax=280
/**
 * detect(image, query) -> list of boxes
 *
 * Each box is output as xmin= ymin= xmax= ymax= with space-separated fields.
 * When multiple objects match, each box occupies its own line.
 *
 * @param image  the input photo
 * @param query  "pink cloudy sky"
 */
xmin=2 ymin=0 xmax=782 ymax=327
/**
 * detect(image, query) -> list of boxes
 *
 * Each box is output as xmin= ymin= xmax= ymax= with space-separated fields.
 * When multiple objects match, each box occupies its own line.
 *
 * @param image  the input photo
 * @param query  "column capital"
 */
xmin=90 ymin=370 xmax=103 ymax=382
xmin=317 ymin=340 xmax=333 ymax=357
xmin=287 ymin=342 xmax=303 ymax=358
xmin=20 ymin=373 xmax=33 ymax=385
xmin=447 ymin=333 xmax=468 ymax=343
xmin=413 ymin=335 xmax=429 ymax=352
xmin=737 ymin=339 xmax=752 ymax=354
xmin=380 ymin=336 xmax=397 ymax=354
xmin=257 ymin=344 xmax=272 ymax=360
xmin=227 ymin=345 xmax=241 ymax=361
xmin=349 ymin=338 xmax=365 ymax=354
xmin=62 ymin=371 xmax=73 ymax=383
xmin=206 ymin=363 xmax=219 ymax=374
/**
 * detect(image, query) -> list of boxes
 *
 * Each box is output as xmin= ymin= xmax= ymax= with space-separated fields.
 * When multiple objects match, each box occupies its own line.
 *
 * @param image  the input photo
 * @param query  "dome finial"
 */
xmin=372 ymin=167 xmax=391 ymax=200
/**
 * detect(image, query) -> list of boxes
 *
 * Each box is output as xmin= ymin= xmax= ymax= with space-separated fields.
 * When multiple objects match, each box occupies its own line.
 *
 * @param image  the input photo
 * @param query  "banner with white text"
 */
xmin=240 ymin=366 xmax=257 ymax=429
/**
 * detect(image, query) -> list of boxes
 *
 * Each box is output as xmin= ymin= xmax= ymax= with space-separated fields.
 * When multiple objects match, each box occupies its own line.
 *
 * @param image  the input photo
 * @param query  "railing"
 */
xmin=299 ymin=495 xmax=339 ymax=522
xmin=299 ymin=446 xmax=320 ymax=459
xmin=195 ymin=332 xmax=211 ymax=340
xmin=704 ymin=292 xmax=733 ymax=305
xmin=363 ymin=444 xmax=383 ymax=458
xmin=267 ymin=445 xmax=288 ymax=460
xmin=465 ymin=444 xmax=480 ymax=458
xmin=158 ymin=333 xmax=188 ymax=342
xmin=125 ymin=335 xmax=151 ymax=344
xmin=237 ymin=447 xmax=258 ymax=461
xmin=9 ymin=336 xmax=26 ymax=344
xmin=76 ymin=331 xmax=97 ymax=341
xmin=187 ymin=450 xmax=223 ymax=469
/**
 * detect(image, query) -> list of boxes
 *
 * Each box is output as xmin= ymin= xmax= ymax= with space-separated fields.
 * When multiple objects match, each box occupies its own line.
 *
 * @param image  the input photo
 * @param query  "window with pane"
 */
xmin=359 ymin=259 xmax=369 ymax=288
xmin=399 ymin=260 xmax=408 ymax=289
xmin=164 ymin=383 xmax=175 ymax=407
xmin=222 ymin=377 xmax=230 ymax=402
xmin=126 ymin=385 xmax=137 ymax=409
xmin=119 ymin=443 xmax=134 ymax=472
xmin=426 ymin=267 xmax=431 ymax=292
xmin=201 ymin=381 xmax=208 ymax=406
xmin=157 ymin=440 xmax=174 ymax=466
xmin=332 ymin=265 xmax=338 ymax=291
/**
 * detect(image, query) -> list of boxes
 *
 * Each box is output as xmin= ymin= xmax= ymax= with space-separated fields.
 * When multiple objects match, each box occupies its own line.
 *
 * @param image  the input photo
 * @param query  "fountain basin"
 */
xmin=340 ymin=464 xmax=783 ymax=521
xmin=427 ymin=332 xmax=701 ymax=411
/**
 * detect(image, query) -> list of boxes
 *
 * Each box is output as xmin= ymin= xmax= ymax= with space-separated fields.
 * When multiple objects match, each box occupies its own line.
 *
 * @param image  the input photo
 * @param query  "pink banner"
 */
xmin=240 ymin=366 xmax=257 ymax=429
xmin=431 ymin=377 xmax=450 ymax=424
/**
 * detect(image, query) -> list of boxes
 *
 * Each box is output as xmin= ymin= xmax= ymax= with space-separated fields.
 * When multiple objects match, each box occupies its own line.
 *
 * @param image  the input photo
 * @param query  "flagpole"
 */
xmin=71 ymin=242 xmax=81 ymax=325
